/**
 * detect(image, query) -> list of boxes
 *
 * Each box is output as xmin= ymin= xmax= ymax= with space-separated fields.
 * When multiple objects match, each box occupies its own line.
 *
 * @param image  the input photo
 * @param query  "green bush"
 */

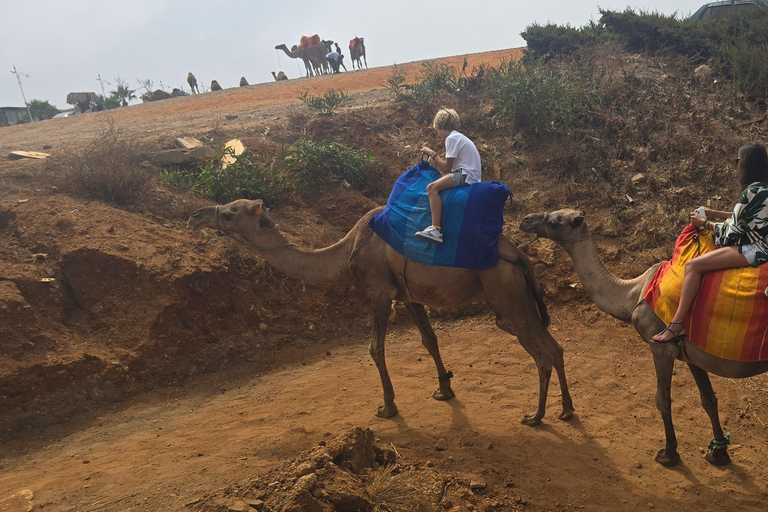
xmin=161 ymin=147 xmax=284 ymax=205
xmin=488 ymin=60 xmax=597 ymax=136
xmin=409 ymin=62 xmax=462 ymax=106
xmin=383 ymin=64 xmax=409 ymax=98
xmin=283 ymin=135 xmax=374 ymax=190
xmin=299 ymin=89 xmax=350 ymax=116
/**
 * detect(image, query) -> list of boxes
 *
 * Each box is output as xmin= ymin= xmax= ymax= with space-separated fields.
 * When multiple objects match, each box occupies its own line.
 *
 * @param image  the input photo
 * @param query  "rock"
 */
xmin=246 ymin=499 xmax=264 ymax=510
xmin=293 ymin=460 xmax=316 ymax=478
xmin=434 ymin=438 xmax=448 ymax=451
xmin=221 ymin=139 xmax=245 ymax=170
xmin=631 ymin=173 xmax=646 ymax=185
xmin=317 ymin=463 xmax=372 ymax=511
xmin=469 ymin=479 xmax=487 ymax=490
xmin=694 ymin=64 xmax=712 ymax=80
xmin=148 ymin=146 xmax=215 ymax=166
xmin=175 ymin=137 xmax=204 ymax=149
xmin=294 ymin=472 xmax=318 ymax=492
xmin=227 ymin=500 xmax=249 ymax=512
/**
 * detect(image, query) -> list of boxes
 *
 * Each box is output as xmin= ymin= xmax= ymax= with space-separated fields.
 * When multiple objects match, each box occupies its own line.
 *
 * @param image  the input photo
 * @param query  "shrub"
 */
xmin=299 ymin=89 xmax=350 ymax=116
xmin=283 ymin=135 xmax=375 ymax=190
xmin=383 ymin=64 xmax=409 ymax=98
xmin=161 ymin=147 xmax=285 ymax=206
xmin=53 ymin=123 xmax=151 ymax=206
xmin=409 ymin=62 xmax=461 ymax=106
xmin=488 ymin=60 xmax=597 ymax=136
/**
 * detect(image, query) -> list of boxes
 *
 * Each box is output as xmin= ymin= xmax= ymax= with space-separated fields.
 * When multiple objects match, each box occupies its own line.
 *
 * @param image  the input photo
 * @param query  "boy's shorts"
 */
xmin=740 ymin=243 xmax=760 ymax=267
xmin=450 ymin=172 xmax=468 ymax=187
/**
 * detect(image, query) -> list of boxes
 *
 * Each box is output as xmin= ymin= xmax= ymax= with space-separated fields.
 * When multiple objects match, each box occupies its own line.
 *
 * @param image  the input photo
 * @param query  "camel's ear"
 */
xmin=250 ymin=200 xmax=264 ymax=216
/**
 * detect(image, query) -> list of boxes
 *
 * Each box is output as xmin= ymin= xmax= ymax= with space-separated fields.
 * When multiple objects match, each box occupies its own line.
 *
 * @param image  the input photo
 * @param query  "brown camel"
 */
xmin=519 ymin=209 xmax=768 ymax=466
xmin=210 ymin=80 xmax=222 ymax=91
xmin=271 ymin=71 xmax=288 ymax=81
xmin=187 ymin=72 xmax=199 ymax=94
xmin=275 ymin=44 xmax=322 ymax=77
xmin=349 ymin=37 xmax=367 ymax=70
xmin=239 ymin=77 xmax=249 ymax=87
xmin=188 ymin=199 xmax=574 ymax=425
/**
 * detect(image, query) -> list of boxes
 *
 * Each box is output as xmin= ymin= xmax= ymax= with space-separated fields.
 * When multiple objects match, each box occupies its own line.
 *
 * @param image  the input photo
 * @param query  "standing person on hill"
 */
xmin=326 ymin=50 xmax=341 ymax=74
xmin=652 ymin=141 xmax=768 ymax=343
xmin=415 ymin=108 xmax=482 ymax=244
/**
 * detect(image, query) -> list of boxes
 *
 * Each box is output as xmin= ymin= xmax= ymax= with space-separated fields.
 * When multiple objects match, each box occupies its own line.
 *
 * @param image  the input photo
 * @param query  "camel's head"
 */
xmin=188 ymin=199 xmax=273 ymax=235
xmin=519 ymin=209 xmax=587 ymax=242
xmin=275 ymin=44 xmax=287 ymax=50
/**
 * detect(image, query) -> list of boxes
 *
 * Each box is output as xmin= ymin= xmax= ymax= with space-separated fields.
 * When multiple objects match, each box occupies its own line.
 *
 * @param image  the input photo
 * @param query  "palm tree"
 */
xmin=27 ymin=99 xmax=59 ymax=120
xmin=109 ymin=76 xmax=137 ymax=107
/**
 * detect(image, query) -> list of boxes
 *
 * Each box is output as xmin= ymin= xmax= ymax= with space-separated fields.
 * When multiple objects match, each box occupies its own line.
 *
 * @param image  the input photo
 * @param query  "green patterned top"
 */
xmin=712 ymin=182 xmax=768 ymax=266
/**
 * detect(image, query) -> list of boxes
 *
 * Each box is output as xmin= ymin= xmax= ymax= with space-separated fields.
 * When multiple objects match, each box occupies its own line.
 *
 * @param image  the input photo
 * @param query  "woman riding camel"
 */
xmin=652 ymin=141 xmax=768 ymax=343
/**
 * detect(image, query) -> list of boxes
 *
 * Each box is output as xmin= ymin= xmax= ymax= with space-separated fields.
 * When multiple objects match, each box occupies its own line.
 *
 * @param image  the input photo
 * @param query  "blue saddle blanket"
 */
xmin=368 ymin=161 xmax=510 ymax=269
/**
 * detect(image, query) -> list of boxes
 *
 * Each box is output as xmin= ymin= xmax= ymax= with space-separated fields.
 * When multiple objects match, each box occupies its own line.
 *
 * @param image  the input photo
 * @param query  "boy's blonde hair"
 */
xmin=432 ymin=108 xmax=460 ymax=131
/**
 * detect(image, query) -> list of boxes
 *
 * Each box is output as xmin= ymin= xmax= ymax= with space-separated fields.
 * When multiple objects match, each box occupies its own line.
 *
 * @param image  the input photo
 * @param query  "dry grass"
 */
xmin=48 ymin=120 xmax=152 ymax=207
xmin=365 ymin=465 xmax=432 ymax=512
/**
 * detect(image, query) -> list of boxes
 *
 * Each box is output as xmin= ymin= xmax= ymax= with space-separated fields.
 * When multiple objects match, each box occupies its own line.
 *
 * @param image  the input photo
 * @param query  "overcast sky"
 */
xmin=1 ymin=0 xmax=710 ymax=110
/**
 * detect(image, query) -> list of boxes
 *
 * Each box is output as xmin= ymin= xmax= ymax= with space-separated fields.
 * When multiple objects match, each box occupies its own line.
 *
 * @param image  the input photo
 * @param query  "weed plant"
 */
xmin=51 ymin=123 xmax=151 ymax=206
xmin=283 ymin=135 xmax=373 ymax=190
xmin=488 ymin=60 xmax=597 ymax=136
xmin=161 ymin=147 xmax=284 ymax=205
xmin=299 ymin=89 xmax=350 ymax=116
xmin=383 ymin=64 xmax=409 ymax=98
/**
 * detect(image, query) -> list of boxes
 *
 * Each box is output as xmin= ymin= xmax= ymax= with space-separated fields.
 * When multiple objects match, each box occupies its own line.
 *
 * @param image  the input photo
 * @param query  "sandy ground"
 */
xmin=2 ymin=47 xmax=768 ymax=512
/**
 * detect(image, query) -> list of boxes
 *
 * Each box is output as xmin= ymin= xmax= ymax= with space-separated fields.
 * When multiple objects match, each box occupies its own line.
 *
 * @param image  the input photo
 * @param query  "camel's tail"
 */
xmin=500 ymin=249 xmax=550 ymax=329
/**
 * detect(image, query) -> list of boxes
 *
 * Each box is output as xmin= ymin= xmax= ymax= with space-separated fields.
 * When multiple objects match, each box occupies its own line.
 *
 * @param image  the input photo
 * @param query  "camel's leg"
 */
xmin=687 ymin=364 xmax=731 ymax=465
xmin=651 ymin=347 xmax=680 ymax=466
xmin=369 ymin=295 xmax=398 ymax=418
xmin=537 ymin=329 xmax=575 ymax=421
xmin=403 ymin=302 xmax=454 ymax=401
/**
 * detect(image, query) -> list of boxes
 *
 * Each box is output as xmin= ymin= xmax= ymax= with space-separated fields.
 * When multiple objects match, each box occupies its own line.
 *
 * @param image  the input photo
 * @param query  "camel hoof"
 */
xmin=374 ymin=403 xmax=398 ymax=419
xmin=654 ymin=448 xmax=680 ymax=467
xmin=520 ymin=414 xmax=542 ymax=426
xmin=431 ymin=388 xmax=455 ymax=401
xmin=705 ymin=448 xmax=731 ymax=466
xmin=557 ymin=407 xmax=575 ymax=421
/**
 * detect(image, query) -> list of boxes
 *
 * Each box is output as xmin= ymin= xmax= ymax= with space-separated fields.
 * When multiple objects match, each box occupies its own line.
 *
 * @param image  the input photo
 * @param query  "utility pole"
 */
xmin=10 ymin=65 xmax=33 ymax=123
xmin=96 ymin=74 xmax=109 ymax=97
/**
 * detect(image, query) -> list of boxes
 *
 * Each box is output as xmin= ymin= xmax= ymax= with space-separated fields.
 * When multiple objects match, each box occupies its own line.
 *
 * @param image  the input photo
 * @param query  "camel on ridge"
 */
xmin=187 ymin=72 xmax=199 ymax=94
xmin=239 ymin=77 xmax=249 ymax=87
xmin=210 ymin=80 xmax=222 ymax=91
xmin=189 ymin=199 xmax=574 ymax=426
xmin=519 ymin=208 xmax=768 ymax=466
xmin=275 ymin=44 xmax=324 ymax=77
xmin=350 ymin=37 xmax=367 ymax=70
xmin=271 ymin=71 xmax=288 ymax=81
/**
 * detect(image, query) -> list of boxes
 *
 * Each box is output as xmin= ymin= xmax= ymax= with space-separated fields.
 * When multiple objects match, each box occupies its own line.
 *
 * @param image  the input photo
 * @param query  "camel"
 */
xmin=275 ymin=44 xmax=323 ymax=77
xmin=349 ymin=37 xmax=367 ymax=70
xmin=519 ymin=209 xmax=768 ymax=466
xmin=187 ymin=72 xmax=199 ymax=94
xmin=239 ymin=77 xmax=249 ymax=87
xmin=188 ymin=199 xmax=575 ymax=426
xmin=140 ymin=89 xmax=172 ymax=102
xmin=210 ymin=80 xmax=222 ymax=91
xmin=271 ymin=71 xmax=288 ymax=81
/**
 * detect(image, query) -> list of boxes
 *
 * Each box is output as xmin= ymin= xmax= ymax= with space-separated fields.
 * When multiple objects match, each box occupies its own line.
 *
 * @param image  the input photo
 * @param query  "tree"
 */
xmin=96 ymin=94 xmax=121 ymax=110
xmin=27 ymin=99 xmax=59 ymax=120
xmin=109 ymin=76 xmax=137 ymax=107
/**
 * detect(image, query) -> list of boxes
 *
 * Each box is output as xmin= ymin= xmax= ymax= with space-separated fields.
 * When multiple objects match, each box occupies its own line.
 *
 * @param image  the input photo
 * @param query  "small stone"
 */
xmin=247 ymin=499 xmax=265 ymax=510
xmin=116 ymin=244 xmax=129 ymax=251
xmin=469 ymin=479 xmax=486 ymax=490
xmin=434 ymin=438 xmax=447 ymax=451
xmin=228 ymin=501 xmax=248 ymax=512
xmin=486 ymin=442 xmax=494 ymax=450
xmin=425 ymin=460 xmax=433 ymax=467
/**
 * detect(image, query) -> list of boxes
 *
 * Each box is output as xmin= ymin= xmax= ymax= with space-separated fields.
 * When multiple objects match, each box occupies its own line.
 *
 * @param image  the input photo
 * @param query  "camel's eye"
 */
xmin=221 ymin=212 xmax=234 ymax=220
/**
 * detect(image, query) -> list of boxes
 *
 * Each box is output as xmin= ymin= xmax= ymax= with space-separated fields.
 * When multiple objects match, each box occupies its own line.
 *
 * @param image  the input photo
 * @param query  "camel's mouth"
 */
xmin=187 ymin=210 xmax=208 ymax=231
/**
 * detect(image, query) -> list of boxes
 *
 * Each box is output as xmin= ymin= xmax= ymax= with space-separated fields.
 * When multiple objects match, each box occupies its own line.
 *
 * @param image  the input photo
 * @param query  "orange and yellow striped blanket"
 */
xmin=299 ymin=35 xmax=322 ymax=51
xmin=643 ymin=224 xmax=768 ymax=361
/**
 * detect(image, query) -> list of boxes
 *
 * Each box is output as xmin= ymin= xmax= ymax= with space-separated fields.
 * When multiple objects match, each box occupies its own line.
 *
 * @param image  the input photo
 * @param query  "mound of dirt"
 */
xmin=188 ymin=427 xmax=522 ymax=512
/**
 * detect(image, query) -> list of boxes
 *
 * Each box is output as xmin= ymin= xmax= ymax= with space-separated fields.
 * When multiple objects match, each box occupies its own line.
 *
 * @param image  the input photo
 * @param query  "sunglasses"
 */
xmin=735 ymin=157 xmax=741 ymax=164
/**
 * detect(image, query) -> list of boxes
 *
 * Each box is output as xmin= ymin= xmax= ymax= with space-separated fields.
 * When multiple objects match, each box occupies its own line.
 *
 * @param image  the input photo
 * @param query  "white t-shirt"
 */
xmin=445 ymin=130 xmax=482 ymax=184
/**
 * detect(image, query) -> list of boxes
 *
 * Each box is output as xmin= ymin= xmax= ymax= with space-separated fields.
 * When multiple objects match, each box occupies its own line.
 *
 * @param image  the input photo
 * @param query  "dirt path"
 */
xmin=2 ymin=306 xmax=768 ymax=511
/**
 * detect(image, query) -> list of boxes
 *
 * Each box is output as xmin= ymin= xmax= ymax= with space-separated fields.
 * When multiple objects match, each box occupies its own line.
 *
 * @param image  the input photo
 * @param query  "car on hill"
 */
xmin=690 ymin=0 xmax=767 ymax=19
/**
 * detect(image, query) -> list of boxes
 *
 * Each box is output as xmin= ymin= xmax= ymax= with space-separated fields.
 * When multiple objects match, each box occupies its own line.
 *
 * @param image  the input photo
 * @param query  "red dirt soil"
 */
xmin=2 ymin=48 xmax=768 ymax=512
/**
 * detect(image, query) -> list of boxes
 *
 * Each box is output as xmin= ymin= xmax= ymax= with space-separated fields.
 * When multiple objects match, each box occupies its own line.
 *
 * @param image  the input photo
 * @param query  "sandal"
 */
xmin=650 ymin=321 xmax=686 ymax=344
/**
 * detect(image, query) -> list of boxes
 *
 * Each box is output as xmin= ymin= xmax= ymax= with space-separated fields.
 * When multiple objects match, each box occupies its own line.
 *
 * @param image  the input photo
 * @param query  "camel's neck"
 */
xmin=559 ymin=237 xmax=656 ymax=322
xmin=240 ymin=228 xmax=355 ymax=284
xmin=278 ymin=47 xmax=299 ymax=58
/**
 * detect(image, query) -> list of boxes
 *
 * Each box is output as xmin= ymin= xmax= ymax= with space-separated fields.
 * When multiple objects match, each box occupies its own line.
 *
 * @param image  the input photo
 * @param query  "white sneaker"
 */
xmin=415 ymin=225 xmax=443 ymax=244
